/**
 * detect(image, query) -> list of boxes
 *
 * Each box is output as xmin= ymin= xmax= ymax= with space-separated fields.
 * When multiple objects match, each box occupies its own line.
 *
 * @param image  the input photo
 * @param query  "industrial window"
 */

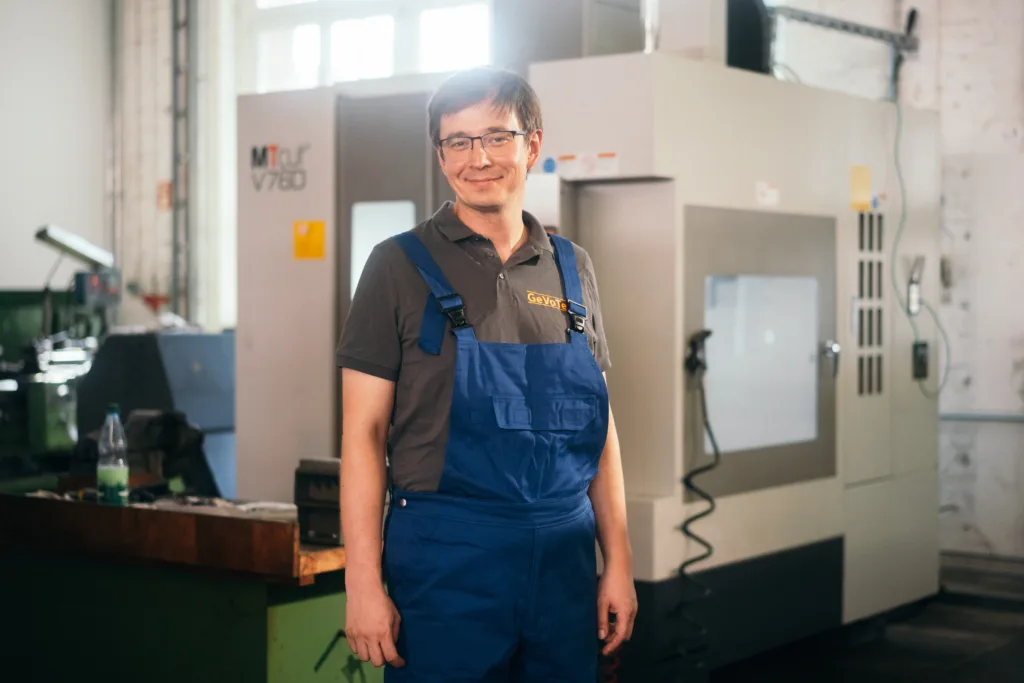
xmin=331 ymin=15 xmax=396 ymax=83
xmin=256 ymin=0 xmax=314 ymax=7
xmin=256 ymin=24 xmax=320 ymax=93
xmin=419 ymin=3 xmax=491 ymax=73
xmin=238 ymin=0 xmax=493 ymax=94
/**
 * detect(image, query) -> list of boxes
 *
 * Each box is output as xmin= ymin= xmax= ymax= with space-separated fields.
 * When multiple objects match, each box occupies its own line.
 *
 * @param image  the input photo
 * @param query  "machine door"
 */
xmin=335 ymin=91 xmax=454 ymax=313
xmin=684 ymin=205 xmax=837 ymax=498
xmin=333 ymin=92 xmax=455 ymax=450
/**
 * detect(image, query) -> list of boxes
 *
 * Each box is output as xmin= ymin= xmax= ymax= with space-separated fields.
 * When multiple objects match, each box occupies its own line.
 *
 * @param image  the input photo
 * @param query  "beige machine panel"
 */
xmin=843 ymin=470 xmax=941 ymax=622
xmin=236 ymin=88 xmax=338 ymax=502
xmin=577 ymin=181 xmax=680 ymax=500
xmin=531 ymin=52 xmax=941 ymax=618
xmin=844 ymin=210 xmax=894 ymax=485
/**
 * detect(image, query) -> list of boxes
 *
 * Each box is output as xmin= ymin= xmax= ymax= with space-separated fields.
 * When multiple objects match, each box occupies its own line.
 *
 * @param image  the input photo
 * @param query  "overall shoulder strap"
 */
xmin=548 ymin=233 xmax=588 ymax=340
xmin=393 ymin=232 xmax=475 ymax=354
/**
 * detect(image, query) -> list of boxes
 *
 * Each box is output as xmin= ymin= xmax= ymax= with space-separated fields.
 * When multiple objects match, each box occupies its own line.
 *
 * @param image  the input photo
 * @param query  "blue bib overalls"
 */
xmin=383 ymin=231 xmax=610 ymax=682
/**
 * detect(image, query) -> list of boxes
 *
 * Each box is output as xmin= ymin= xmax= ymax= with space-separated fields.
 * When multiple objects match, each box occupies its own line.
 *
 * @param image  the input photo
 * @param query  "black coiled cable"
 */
xmin=669 ymin=331 xmax=722 ymax=679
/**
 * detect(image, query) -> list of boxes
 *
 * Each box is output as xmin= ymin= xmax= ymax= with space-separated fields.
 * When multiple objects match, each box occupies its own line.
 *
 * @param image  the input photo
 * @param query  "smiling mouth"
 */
xmin=467 ymin=178 xmax=501 ymax=184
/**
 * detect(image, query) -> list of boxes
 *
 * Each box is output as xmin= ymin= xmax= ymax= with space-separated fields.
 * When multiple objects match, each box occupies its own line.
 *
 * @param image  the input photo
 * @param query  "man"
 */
xmin=338 ymin=66 xmax=636 ymax=682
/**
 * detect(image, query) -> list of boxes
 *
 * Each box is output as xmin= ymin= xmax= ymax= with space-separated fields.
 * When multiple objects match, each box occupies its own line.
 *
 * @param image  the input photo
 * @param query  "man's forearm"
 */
xmin=340 ymin=428 xmax=389 ymax=588
xmin=588 ymin=404 xmax=632 ymax=571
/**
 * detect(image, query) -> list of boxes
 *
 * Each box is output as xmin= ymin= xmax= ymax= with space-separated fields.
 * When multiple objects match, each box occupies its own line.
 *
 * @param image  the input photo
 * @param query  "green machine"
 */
xmin=0 ymin=225 xmax=119 ymax=490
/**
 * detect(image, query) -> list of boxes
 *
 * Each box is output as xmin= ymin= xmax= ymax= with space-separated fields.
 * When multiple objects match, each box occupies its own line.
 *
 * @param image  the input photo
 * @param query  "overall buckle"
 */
xmin=446 ymin=306 xmax=469 ymax=329
xmin=567 ymin=299 xmax=587 ymax=334
xmin=436 ymin=294 xmax=469 ymax=329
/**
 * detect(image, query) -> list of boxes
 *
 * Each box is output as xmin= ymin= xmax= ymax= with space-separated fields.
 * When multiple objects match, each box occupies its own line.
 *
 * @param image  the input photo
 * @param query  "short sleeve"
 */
xmin=336 ymin=242 xmax=402 ymax=381
xmin=577 ymin=247 xmax=612 ymax=372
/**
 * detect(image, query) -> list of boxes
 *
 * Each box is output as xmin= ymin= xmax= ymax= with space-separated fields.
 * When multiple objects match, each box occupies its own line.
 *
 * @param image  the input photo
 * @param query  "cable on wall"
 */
xmin=889 ymin=99 xmax=953 ymax=399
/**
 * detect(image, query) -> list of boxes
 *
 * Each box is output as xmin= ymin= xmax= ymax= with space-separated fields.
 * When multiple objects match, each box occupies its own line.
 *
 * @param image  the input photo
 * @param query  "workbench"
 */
xmin=0 ymin=493 xmax=382 ymax=683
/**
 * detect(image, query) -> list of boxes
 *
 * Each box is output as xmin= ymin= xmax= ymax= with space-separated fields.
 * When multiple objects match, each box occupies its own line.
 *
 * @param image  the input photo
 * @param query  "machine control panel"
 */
xmin=73 ymin=269 xmax=121 ymax=308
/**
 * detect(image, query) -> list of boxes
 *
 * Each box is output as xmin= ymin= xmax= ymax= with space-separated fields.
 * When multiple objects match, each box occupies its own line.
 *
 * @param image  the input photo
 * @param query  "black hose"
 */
xmin=669 ymin=336 xmax=722 ymax=679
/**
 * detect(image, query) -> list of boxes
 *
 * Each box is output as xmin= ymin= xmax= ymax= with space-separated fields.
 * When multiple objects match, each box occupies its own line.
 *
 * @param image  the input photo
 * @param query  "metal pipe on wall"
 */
xmin=186 ymin=0 xmax=198 ymax=320
xmin=170 ymin=0 xmax=195 ymax=319
xmin=939 ymin=413 xmax=1024 ymax=425
xmin=171 ymin=0 xmax=180 ymax=316
xmin=642 ymin=0 xmax=659 ymax=53
xmin=109 ymin=0 xmax=123 ymax=277
xmin=171 ymin=0 xmax=181 ymax=316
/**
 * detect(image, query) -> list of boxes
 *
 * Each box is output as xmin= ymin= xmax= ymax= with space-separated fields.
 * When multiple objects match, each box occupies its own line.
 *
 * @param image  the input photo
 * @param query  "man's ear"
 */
xmin=525 ymin=129 xmax=543 ymax=171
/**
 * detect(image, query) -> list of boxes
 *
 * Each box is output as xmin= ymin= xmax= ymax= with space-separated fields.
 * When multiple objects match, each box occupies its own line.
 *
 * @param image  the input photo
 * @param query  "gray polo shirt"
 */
xmin=336 ymin=202 xmax=611 ymax=493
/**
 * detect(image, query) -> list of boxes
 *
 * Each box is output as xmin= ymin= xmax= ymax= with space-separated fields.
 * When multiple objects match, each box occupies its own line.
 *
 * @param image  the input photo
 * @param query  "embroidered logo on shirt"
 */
xmin=527 ymin=290 xmax=568 ymax=312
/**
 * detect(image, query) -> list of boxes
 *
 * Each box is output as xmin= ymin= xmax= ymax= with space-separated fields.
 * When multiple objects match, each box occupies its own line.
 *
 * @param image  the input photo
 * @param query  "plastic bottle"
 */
xmin=97 ymin=404 xmax=129 ymax=505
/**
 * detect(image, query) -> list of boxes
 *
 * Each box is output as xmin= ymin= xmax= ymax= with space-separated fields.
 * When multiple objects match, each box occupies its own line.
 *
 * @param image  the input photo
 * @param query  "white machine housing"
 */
xmin=529 ymin=51 xmax=941 ymax=625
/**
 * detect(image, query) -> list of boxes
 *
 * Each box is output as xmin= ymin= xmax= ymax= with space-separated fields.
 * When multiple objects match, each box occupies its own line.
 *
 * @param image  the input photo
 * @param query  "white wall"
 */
xmin=770 ymin=0 xmax=1024 ymax=560
xmin=0 ymin=0 xmax=113 ymax=289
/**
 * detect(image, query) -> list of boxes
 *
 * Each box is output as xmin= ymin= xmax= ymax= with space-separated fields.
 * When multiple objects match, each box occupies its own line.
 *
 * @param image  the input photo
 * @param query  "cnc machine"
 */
xmin=236 ymin=48 xmax=941 ymax=681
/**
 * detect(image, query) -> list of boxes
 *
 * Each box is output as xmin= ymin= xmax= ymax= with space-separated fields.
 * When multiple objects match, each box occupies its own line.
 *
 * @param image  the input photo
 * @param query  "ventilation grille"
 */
xmin=857 ymin=212 xmax=884 ymax=397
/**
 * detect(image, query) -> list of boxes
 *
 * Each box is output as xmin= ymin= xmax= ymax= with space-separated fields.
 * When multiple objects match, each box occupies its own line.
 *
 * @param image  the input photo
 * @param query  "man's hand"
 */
xmin=588 ymin=398 xmax=637 ymax=655
xmin=345 ymin=580 xmax=406 ymax=668
xmin=340 ymin=368 xmax=400 ymax=667
xmin=597 ymin=563 xmax=638 ymax=655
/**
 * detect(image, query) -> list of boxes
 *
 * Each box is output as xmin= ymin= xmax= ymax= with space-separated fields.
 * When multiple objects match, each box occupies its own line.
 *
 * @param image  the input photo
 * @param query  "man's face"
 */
xmin=437 ymin=100 xmax=542 ymax=213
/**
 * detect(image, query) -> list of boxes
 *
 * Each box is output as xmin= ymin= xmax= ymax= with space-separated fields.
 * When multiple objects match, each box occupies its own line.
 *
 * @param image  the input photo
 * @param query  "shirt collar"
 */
xmin=432 ymin=201 xmax=554 ymax=254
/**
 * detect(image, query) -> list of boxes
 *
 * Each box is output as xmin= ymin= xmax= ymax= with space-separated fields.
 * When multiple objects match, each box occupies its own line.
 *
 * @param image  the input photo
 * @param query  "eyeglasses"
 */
xmin=439 ymin=130 xmax=527 ymax=157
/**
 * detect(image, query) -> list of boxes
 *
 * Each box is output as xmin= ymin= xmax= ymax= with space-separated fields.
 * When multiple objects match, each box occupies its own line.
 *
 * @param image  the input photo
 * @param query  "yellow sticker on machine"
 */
xmin=850 ymin=165 xmax=872 ymax=212
xmin=293 ymin=220 xmax=325 ymax=260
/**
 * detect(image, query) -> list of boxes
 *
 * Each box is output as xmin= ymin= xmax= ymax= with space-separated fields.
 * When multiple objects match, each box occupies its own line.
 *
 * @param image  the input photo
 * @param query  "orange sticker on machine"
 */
xmin=293 ymin=220 xmax=325 ymax=260
xmin=527 ymin=290 xmax=568 ymax=311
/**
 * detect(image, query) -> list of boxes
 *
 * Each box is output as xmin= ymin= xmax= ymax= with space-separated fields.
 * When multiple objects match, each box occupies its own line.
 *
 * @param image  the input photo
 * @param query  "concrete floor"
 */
xmin=712 ymin=553 xmax=1024 ymax=683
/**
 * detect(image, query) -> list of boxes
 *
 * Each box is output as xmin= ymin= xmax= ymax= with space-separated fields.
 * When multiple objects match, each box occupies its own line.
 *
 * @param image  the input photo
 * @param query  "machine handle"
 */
xmin=823 ymin=340 xmax=841 ymax=378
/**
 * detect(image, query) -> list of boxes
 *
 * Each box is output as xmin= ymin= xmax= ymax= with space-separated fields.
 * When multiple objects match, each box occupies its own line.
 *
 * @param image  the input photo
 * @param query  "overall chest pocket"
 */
xmin=491 ymin=396 xmax=597 ymax=432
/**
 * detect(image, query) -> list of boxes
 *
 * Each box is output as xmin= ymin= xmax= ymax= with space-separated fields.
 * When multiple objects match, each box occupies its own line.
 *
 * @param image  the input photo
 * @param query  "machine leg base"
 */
xmin=615 ymin=537 xmax=844 ymax=682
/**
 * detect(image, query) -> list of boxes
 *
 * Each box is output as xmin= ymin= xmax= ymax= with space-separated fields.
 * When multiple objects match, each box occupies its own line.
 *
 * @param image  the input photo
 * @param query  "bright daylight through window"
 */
xmin=248 ymin=1 xmax=491 ymax=93
xmin=331 ymin=15 xmax=395 ymax=82
xmin=419 ymin=4 xmax=490 ymax=73
xmin=257 ymin=23 xmax=319 ymax=93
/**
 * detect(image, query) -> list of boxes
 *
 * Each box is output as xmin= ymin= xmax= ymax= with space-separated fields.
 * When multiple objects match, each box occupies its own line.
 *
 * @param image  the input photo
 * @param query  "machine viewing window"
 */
xmin=350 ymin=201 xmax=415 ymax=297
xmin=703 ymin=275 xmax=820 ymax=455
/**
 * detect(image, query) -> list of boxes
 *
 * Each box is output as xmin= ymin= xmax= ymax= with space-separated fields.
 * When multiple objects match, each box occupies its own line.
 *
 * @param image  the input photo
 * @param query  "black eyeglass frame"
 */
xmin=437 ymin=129 xmax=530 ymax=154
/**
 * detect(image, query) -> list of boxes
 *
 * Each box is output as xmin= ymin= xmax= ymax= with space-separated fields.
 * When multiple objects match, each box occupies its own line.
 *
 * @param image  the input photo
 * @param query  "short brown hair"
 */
xmin=427 ymin=67 xmax=543 ymax=147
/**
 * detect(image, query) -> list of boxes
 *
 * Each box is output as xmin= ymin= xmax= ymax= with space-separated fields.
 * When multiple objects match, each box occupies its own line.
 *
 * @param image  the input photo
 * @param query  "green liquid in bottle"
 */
xmin=97 ymin=464 xmax=129 ymax=506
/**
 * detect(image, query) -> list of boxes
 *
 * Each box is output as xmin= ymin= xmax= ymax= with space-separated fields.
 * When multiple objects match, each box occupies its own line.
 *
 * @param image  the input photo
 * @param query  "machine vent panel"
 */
xmin=856 ymin=212 xmax=885 ymax=396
